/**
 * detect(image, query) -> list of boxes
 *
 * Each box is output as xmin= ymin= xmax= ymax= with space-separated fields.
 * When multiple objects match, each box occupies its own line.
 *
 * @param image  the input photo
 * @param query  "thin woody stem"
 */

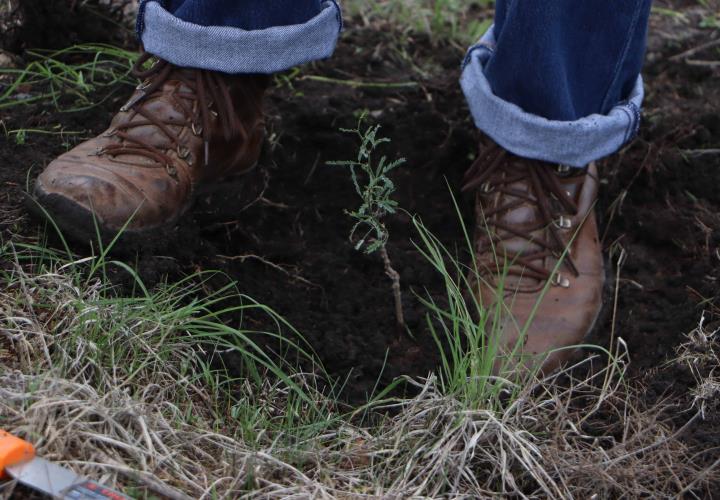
xmin=380 ymin=245 xmax=405 ymax=329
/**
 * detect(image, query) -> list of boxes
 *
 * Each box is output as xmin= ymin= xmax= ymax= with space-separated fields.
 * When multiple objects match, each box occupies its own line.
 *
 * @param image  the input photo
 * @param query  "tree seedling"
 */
xmin=329 ymin=112 xmax=407 ymax=329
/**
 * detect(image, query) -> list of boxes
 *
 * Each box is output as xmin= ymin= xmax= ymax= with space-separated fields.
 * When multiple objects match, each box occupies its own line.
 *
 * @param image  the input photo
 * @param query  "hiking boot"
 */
xmin=31 ymin=52 xmax=268 ymax=247
xmin=462 ymin=141 xmax=605 ymax=375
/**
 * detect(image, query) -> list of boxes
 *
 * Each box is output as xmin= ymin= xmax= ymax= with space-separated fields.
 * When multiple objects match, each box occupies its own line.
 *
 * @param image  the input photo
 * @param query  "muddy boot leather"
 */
xmin=33 ymin=52 xmax=268 ymax=239
xmin=462 ymin=141 xmax=604 ymax=375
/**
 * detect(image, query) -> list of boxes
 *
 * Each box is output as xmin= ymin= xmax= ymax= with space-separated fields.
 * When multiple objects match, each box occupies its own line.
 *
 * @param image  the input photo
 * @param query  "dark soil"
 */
xmin=1 ymin=2 xmax=719 ymax=486
xmin=0 ymin=0 xmax=134 ymax=53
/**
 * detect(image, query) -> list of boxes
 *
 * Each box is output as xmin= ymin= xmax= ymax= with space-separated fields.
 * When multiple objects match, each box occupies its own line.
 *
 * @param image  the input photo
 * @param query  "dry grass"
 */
xmin=1 ymin=242 xmax=717 ymax=498
xmin=675 ymin=314 xmax=720 ymax=420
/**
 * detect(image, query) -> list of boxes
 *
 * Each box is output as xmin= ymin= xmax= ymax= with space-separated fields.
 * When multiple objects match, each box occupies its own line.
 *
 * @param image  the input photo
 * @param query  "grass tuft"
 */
xmin=0 ymin=44 xmax=138 ymax=111
xmin=347 ymin=0 xmax=494 ymax=47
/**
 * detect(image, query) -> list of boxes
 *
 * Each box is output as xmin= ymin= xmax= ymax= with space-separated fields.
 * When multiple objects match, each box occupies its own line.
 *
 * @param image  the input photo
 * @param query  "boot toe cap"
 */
xmin=485 ymin=282 xmax=604 ymax=376
xmin=34 ymin=158 xmax=154 ymax=232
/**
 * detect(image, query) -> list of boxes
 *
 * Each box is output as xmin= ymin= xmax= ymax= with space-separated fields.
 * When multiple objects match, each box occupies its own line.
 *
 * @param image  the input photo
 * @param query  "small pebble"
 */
xmin=0 ymin=51 xmax=16 ymax=69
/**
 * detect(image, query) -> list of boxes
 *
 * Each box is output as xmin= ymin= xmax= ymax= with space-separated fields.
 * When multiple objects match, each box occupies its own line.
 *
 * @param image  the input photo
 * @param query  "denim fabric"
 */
xmin=488 ymin=0 xmax=652 ymax=121
xmin=461 ymin=26 xmax=644 ymax=168
xmin=164 ymin=0 xmax=322 ymax=30
xmin=136 ymin=0 xmax=649 ymax=166
xmin=138 ymin=0 xmax=342 ymax=74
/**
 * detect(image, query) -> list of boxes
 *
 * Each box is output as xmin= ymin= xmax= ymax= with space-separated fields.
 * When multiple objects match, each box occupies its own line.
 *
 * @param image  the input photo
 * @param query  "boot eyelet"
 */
xmin=552 ymin=273 xmax=570 ymax=288
xmin=554 ymin=215 xmax=572 ymax=229
xmin=120 ymin=91 xmax=146 ymax=112
xmin=191 ymin=123 xmax=203 ymax=136
xmin=481 ymin=182 xmax=493 ymax=193
xmin=165 ymin=164 xmax=178 ymax=179
xmin=177 ymin=146 xmax=190 ymax=159
xmin=557 ymin=164 xmax=571 ymax=174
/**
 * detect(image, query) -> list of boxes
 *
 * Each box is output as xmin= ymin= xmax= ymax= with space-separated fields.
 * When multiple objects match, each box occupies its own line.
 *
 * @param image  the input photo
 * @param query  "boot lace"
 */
xmin=99 ymin=52 xmax=249 ymax=175
xmin=462 ymin=144 xmax=583 ymax=285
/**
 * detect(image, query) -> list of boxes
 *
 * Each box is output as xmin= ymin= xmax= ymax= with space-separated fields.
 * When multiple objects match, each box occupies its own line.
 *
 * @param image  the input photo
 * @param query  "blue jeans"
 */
xmin=137 ymin=0 xmax=652 ymax=167
xmin=161 ymin=0 xmax=321 ymax=31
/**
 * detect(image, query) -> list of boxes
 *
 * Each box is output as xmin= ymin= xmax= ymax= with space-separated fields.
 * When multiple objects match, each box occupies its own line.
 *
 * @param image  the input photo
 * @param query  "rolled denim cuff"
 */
xmin=460 ymin=26 xmax=644 ymax=168
xmin=137 ymin=0 xmax=342 ymax=74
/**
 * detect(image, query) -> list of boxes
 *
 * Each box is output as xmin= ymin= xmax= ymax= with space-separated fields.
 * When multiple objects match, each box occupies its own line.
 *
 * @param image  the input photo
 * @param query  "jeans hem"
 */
xmin=460 ymin=25 xmax=644 ymax=168
xmin=137 ymin=0 xmax=342 ymax=74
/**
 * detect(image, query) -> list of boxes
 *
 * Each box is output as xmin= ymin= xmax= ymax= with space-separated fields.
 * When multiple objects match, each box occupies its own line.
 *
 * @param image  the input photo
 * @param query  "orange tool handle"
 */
xmin=0 ymin=430 xmax=36 ymax=479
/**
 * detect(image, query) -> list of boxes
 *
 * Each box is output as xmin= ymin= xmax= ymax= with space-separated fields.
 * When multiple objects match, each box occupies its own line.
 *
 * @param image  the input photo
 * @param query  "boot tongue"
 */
xmin=493 ymin=172 xmax=546 ymax=289
xmin=110 ymin=79 xmax=196 ymax=163
xmin=497 ymin=168 xmax=584 ymax=291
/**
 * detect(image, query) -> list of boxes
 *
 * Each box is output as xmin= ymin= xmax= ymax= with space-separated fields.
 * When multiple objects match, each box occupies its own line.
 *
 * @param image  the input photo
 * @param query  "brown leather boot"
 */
xmin=32 ymin=52 xmax=268 ymax=247
xmin=462 ymin=141 xmax=605 ymax=375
